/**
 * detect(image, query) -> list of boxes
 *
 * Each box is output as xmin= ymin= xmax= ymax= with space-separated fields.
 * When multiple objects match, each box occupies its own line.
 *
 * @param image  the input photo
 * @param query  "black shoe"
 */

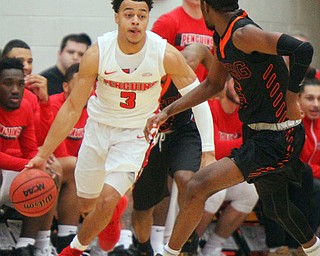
xmin=12 ymin=244 xmax=34 ymax=256
xmin=108 ymin=244 xmax=150 ymax=256
xmin=56 ymin=234 xmax=76 ymax=253
xmin=180 ymin=232 xmax=199 ymax=256
xmin=108 ymin=245 xmax=127 ymax=256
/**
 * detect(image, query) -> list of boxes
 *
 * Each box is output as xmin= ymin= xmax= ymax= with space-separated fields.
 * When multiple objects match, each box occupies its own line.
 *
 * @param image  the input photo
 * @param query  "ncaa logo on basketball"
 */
xmin=23 ymin=182 xmax=46 ymax=197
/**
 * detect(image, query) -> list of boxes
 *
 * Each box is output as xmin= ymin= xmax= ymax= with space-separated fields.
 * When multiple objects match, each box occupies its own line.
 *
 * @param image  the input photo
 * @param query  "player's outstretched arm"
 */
xmin=26 ymin=43 xmax=99 ymax=168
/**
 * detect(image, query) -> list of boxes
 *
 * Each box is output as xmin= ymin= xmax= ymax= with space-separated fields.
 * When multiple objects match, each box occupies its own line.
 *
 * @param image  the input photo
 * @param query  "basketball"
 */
xmin=10 ymin=168 xmax=58 ymax=217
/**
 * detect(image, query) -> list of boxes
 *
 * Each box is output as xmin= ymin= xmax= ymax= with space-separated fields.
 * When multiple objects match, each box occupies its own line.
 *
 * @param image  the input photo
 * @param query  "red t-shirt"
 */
xmin=50 ymin=93 xmax=88 ymax=157
xmin=0 ymin=100 xmax=38 ymax=171
xmin=208 ymin=98 xmax=242 ymax=160
xmin=300 ymin=118 xmax=320 ymax=179
xmin=152 ymin=6 xmax=214 ymax=82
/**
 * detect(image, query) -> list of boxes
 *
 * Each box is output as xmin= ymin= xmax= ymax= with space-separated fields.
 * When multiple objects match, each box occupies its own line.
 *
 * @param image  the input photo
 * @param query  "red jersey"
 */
xmin=50 ymin=93 xmax=88 ymax=157
xmin=152 ymin=6 xmax=214 ymax=82
xmin=208 ymin=98 xmax=242 ymax=160
xmin=300 ymin=118 xmax=320 ymax=179
xmin=0 ymin=99 xmax=38 ymax=171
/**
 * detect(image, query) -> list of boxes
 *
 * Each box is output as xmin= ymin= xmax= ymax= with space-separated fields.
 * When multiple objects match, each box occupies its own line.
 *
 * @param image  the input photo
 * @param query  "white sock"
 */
xmin=116 ymin=229 xmax=132 ymax=249
xmin=70 ymin=235 xmax=89 ymax=251
xmin=15 ymin=237 xmax=35 ymax=248
xmin=163 ymin=243 xmax=180 ymax=256
xmin=202 ymin=232 xmax=225 ymax=254
xmin=151 ymin=225 xmax=165 ymax=254
xmin=34 ymin=230 xmax=51 ymax=249
xmin=303 ymin=237 xmax=320 ymax=256
xmin=57 ymin=225 xmax=78 ymax=237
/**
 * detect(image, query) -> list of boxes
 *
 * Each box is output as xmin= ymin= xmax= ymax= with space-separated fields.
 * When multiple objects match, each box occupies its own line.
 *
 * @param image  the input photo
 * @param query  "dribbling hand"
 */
xmin=144 ymin=112 xmax=168 ymax=142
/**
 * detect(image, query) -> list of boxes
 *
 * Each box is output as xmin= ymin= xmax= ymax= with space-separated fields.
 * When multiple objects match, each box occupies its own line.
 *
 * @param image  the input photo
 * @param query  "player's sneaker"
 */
xmin=56 ymin=234 xmax=76 ymax=253
xmin=267 ymin=246 xmax=292 ymax=256
xmin=58 ymin=245 xmax=83 ymax=256
xmin=98 ymin=195 xmax=128 ymax=251
xmin=180 ymin=232 xmax=199 ymax=256
xmin=35 ymin=245 xmax=58 ymax=256
xmin=12 ymin=244 xmax=34 ymax=256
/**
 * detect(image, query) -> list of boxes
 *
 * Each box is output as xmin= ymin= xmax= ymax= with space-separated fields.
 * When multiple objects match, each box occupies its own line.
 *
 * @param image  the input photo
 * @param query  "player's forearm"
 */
xmin=38 ymin=101 xmax=82 ymax=159
xmin=168 ymin=78 xmax=218 ymax=118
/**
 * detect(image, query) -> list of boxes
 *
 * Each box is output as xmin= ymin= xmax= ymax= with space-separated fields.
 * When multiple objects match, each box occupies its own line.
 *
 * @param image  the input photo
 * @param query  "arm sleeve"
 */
xmin=276 ymin=34 xmax=314 ymax=93
xmin=179 ymin=79 xmax=214 ymax=152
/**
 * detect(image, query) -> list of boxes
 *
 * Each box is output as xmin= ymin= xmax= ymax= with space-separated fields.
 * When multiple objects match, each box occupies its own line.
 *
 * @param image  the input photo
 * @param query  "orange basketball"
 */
xmin=10 ymin=168 xmax=58 ymax=217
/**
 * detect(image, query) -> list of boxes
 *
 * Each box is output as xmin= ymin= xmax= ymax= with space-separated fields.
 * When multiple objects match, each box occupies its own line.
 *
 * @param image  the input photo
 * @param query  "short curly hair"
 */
xmin=0 ymin=58 xmax=24 ymax=75
xmin=111 ymin=0 xmax=154 ymax=13
xmin=204 ymin=0 xmax=239 ymax=12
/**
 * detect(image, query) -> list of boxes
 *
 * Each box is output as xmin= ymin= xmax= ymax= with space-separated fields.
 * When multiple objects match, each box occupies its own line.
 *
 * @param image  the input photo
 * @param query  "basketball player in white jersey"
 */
xmin=26 ymin=0 xmax=215 ymax=255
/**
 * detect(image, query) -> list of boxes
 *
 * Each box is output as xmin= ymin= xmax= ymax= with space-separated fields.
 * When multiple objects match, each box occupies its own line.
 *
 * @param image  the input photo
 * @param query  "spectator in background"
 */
xmin=0 ymin=57 xmax=62 ymax=256
xmin=40 ymin=33 xmax=91 ymax=95
xmin=49 ymin=63 xmax=88 ymax=157
xmin=299 ymin=78 xmax=320 ymax=233
xmin=152 ymin=0 xmax=213 ymax=82
xmin=2 ymin=39 xmax=52 ymax=144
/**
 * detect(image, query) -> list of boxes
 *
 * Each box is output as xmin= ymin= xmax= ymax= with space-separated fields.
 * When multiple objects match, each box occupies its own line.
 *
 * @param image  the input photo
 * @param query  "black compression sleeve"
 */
xmin=276 ymin=34 xmax=314 ymax=93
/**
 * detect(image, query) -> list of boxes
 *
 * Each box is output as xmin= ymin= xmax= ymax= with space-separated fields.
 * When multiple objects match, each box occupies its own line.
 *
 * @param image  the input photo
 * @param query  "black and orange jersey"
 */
xmin=214 ymin=10 xmax=289 ymax=125
xmin=158 ymin=76 xmax=193 ymax=132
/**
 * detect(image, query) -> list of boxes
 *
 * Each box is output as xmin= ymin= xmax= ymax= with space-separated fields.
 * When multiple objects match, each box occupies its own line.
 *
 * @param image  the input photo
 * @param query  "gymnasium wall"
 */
xmin=0 ymin=0 xmax=319 ymax=73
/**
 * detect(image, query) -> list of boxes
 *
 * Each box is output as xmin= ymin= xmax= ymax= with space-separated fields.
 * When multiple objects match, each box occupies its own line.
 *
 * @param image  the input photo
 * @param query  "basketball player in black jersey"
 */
xmin=144 ymin=0 xmax=319 ymax=255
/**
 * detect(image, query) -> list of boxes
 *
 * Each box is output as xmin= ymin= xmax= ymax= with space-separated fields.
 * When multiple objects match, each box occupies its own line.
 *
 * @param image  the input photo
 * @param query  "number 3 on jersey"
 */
xmin=120 ymin=91 xmax=136 ymax=109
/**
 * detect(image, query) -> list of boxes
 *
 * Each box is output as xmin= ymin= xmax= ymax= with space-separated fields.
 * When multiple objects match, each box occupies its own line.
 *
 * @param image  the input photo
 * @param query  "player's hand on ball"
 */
xmin=25 ymin=154 xmax=47 ymax=171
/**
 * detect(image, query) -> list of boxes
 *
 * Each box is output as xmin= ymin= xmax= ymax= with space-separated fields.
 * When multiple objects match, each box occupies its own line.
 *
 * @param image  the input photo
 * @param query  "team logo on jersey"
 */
xmin=0 ymin=123 xmax=22 ymax=139
xmin=104 ymin=79 xmax=158 ymax=91
xmin=67 ymin=127 xmax=84 ymax=140
xmin=175 ymin=33 xmax=214 ymax=50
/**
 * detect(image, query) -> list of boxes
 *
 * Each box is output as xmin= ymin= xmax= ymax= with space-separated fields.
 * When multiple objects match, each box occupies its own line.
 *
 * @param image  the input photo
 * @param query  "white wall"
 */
xmin=0 ymin=0 xmax=319 ymax=73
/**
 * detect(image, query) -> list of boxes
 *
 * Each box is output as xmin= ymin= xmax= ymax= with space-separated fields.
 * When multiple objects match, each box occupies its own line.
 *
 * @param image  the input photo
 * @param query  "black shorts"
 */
xmin=230 ymin=123 xmax=305 ymax=185
xmin=133 ymin=122 xmax=201 ymax=211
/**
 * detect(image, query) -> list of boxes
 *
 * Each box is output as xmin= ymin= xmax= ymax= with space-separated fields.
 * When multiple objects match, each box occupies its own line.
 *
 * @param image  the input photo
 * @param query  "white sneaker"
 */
xmin=34 ymin=245 xmax=58 ymax=256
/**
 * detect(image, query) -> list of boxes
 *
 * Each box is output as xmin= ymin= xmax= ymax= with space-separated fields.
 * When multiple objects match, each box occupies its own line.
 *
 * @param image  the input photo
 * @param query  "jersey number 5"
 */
xmin=120 ymin=91 xmax=136 ymax=109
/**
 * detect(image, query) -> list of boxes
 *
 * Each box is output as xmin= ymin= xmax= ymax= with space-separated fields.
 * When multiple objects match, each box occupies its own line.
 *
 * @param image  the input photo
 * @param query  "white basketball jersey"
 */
xmin=87 ymin=30 xmax=167 ymax=128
